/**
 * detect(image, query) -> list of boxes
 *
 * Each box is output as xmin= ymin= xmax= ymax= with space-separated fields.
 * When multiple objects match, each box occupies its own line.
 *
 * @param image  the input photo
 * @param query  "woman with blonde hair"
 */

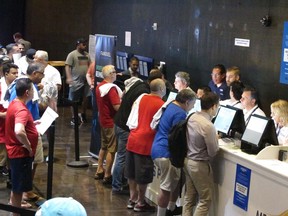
xmin=270 ymin=99 xmax=288 ymax=146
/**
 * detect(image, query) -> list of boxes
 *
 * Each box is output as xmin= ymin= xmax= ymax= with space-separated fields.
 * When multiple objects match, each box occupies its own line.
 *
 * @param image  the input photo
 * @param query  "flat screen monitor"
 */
xmin=134 ymin=54 xmax=154 ymax=78
xmin=241 ymin=114 xmax=279 ymax=154
xmin=214 ymin=105 xmax=237 ymax=135
xmin=213 ymin=105 xmax=245 ymax=137
xmin=166 ymin=91 xmax=177 ymax=102
xmin=116 ymin=51 xmax=131 ymax=72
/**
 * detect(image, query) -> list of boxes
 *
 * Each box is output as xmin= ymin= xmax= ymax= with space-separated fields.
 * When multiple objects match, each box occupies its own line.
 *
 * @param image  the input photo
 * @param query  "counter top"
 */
xmin=218 ymin=139 xmax=288 ymax=186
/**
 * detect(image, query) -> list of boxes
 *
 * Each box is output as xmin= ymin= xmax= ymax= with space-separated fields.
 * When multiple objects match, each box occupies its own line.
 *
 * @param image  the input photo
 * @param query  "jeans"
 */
xmin=112 ymin=126 xmax=129 ymax=191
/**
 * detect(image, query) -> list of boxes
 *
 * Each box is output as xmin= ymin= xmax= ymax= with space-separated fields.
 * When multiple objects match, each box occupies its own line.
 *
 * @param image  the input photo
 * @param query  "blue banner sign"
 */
xmin=280 ymin=21 xmax=288 ymax=84
xmin=233 ymin=164 xmax=251 ymax=211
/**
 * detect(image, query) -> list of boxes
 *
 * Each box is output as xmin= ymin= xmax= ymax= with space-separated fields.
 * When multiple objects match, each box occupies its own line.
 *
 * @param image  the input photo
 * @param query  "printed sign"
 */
xmin=233 ymin=164 xmax=251 ymax=211
xmin=234 ymin=38 xmax=250 ymax=47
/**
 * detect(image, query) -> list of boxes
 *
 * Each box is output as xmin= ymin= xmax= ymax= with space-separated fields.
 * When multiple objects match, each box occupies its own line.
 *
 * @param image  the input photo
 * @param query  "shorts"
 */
xmin=68 ymin=84 xmax=90 ymax=103
xmin=10 ymin=157 xmax=33 ymax=193
xmin=34 ymin=134 xmax=44 ymax=164
xmin=125 ymin=150 xmax=154 ymax=185
xmin=0 ymin=144 xmax=7 ymax=166
xmin=100 ymin=127 xmax=117 ymax=153
xmin=154 ymin=158 xmax=181 ymax=192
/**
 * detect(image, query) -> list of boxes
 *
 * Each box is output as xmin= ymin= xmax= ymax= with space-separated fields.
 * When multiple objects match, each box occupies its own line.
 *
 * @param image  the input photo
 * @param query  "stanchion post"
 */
xmin=46 ymin=122 xmax=55 ymax=199
xmin=67 ymin=101 xmax=89 ymax=168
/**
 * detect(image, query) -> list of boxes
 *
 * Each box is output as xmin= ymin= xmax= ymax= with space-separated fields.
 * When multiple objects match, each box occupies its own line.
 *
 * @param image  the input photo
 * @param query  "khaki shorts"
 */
xmin=100 ymin=127 xmax=117 ymax=153
xmin=154 ymin=158 xmax=181 ymax=192
xmin=34 ymin=134 xmax=44 ymax=164
xmin=0 ymin=144 xmax=7 ymax=166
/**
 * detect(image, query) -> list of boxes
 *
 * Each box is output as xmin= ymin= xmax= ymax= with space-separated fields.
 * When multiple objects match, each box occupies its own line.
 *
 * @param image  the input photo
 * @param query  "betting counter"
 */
xmin=212 ymin=139 xmax=288 ymax=216
xmin=145 ymin=139 xmax=288 ymax=216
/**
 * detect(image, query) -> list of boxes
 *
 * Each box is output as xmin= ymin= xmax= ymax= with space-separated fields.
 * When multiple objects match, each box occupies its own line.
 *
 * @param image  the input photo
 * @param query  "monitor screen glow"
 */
xmin=166 ymin=91 xmax=177 ymax=102
xmin=213 ymin=106 xmax=237 ymax=135
xmin=241 ymin=115 xmax=268 ymax=146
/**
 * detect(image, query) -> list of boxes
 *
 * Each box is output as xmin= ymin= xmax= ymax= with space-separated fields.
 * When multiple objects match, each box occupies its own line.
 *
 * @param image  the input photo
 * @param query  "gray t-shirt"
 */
xmin=65 ymin=50 xmax=91 ymax=91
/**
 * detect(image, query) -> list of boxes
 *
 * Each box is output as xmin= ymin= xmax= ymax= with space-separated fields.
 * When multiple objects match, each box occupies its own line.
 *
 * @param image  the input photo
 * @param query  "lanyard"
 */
xmin=245 ymin=106 xmax=258 ymax=125
xmin=232 ymin=101 xmax=241 ymax=107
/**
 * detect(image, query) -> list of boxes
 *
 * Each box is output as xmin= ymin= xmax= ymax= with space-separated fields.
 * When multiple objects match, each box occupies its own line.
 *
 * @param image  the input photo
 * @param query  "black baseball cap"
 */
xmin=76 ymin=38 xmax=87 ymax=45
xmin=26 ymin=48 xmax=36 ymax=60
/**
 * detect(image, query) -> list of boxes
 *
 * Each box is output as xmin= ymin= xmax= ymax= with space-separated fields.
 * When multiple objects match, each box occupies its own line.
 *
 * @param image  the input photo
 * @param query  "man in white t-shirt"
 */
xmin=34 ymin=50 xmax=62 ymax=111
xmin=240 ymin=86 xmax=265 ymax=125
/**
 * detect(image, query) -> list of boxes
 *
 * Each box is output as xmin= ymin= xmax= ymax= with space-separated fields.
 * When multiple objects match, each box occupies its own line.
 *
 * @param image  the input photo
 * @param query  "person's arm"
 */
xmin=86 ymin=72 xmax=94 ymax=90
xmin=204 ymin=125 xmax=219 ymax=158
xmin=14 ymin=122 xmax=33 ymax=156
xmin=65 ymin=65 xmax=73 ymax=85
xmin=86 ymin=62 xmax=95 ymax=90
xmin=0 ymin=111 xmax=6 ymax=118
xmin=112 ymin=104 xmax=120 ymax=111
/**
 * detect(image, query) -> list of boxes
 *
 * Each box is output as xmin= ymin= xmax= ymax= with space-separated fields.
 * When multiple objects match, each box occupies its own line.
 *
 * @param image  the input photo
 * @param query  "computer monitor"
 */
xmin=116 ymin=51 xmax=131 ymax=72
xmin=241 ymin=114 xmax=279 ymax=154
xmin=134 ymin=54 xmax=154 ymax=78
xmin=166 ymin=91 xmax=177 ymax=102
xmin=213 ymin=105 xmax=245 ymax=137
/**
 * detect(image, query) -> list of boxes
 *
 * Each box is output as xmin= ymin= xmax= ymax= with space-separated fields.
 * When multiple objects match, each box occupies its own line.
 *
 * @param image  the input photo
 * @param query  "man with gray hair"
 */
xmin=94 ymin=65 xmax=122 ymax=185
xmin=174 ymin=71 xmax=193 ymax=92
xmin=34 ymin=50 xmax=61 ymax=111
xmin=151 ymin=89 xmax=197 ymax=216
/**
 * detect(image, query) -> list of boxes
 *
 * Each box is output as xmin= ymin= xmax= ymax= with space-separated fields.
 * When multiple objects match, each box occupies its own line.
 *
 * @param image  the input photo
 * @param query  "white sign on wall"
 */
xmin=234 ymin=38 xmax=250 ymax=47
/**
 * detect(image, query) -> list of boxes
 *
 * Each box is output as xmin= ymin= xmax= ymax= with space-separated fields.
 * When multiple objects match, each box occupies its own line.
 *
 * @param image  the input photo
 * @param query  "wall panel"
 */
xmin=92 ymin=0 xmax=288 ymax=114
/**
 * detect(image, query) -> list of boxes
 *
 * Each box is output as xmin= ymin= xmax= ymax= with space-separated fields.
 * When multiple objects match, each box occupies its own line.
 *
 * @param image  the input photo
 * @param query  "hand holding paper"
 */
xmin=36 ymin=106 xmax=59 ymax=135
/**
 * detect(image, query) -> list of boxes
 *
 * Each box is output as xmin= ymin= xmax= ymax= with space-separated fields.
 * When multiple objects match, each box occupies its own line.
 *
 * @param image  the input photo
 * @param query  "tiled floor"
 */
xmin=0 ymin=106 xmax=157 ymax=216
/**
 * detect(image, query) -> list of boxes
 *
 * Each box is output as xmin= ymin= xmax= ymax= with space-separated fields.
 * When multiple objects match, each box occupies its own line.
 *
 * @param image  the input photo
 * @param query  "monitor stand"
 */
xmin=241 ymin=148 xmax=259 ymax=155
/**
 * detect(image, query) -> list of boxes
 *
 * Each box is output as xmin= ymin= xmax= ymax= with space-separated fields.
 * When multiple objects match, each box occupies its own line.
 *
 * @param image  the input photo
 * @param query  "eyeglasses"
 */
xmin=211 ymin=73 xmax=221 ymax=77
xmin=110 ymin=71 xmax=117 ymax=74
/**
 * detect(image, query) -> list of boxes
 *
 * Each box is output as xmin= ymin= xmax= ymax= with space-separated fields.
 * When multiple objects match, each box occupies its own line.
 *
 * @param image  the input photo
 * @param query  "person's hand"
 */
xmin=37 ymin=83 xmax=44 ymax=90
xmin=66 ymin=77 xmax=73 ymax=85
xmin=34 ymin=120 xmax=41 ymax=125
xmin=23 ymin=145 xmax=33 ymax=157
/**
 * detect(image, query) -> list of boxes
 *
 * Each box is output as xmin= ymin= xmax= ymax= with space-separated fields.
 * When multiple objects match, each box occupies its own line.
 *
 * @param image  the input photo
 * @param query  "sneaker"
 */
xmin=102 ymin=176 xmax=112 ymax=185
xmin=127 ymin=199 xmax=136 ymax=209
xmin=166 ymin=206 xmax=183 ymax=216
xmin=133 ymin=201 xmax=156 ymax=212
xmin=70 ymin=117 xmax=81 ymax=126
xmin=1 ymin=166 xmax=9 ymax=176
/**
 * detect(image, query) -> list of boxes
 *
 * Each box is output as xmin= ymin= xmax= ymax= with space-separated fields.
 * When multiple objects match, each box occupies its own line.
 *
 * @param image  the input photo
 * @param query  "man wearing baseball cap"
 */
xmin=65 ymin=38 xmax=91 ymax=125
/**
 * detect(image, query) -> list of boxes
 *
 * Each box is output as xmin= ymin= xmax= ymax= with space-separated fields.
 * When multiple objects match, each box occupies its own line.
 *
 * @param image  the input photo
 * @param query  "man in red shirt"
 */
xmin=0 ymin=63 xmax=18 ymax=176
xmin=125 ymin=78 xmax=166 ymax=212
xmin=94 ymin=65 xmax=122 ymax=184
xmin=5 ymin=78 xmax=39 ymax=215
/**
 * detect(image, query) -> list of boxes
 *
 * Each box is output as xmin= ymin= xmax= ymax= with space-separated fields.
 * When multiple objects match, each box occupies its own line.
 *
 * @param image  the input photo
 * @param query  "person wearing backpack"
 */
xmin=183 ymin=92 xmax=219 ymax=216
xmin=151 ymin=89 xmax=196 ymax=216
xmin=125 ymin=78 xmax=166 ymax=212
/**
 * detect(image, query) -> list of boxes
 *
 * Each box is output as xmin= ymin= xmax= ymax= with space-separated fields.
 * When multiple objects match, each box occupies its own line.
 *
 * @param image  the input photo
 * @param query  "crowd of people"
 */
xmin=93 ymin=58 xmax=288 ymax=216
xmin=1 ymin=34 xmax=288 ymax=216
xmin=0 ymin=33 xmax=63 ymax=216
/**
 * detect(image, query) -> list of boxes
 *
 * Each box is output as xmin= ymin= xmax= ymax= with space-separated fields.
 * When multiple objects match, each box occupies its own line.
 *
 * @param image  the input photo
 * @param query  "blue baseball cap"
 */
xmin=36 ymin=197 xmax=87 ymax=216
